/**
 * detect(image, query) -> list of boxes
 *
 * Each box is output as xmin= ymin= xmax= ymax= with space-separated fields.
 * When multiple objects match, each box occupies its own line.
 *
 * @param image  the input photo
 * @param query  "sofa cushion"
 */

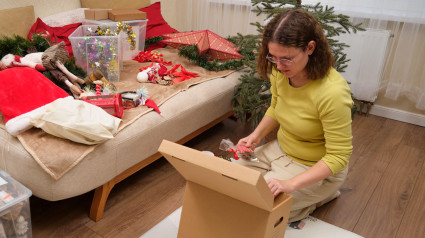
xmin=0 ymin=6 xmax=35 ymax=38
xmin=140 ymin=2 xmax=179 ymax=50
xmin=28 ymin=18 xmax=81 ymax=57
xmin=42 ymin=8 xmax=87 ymax=27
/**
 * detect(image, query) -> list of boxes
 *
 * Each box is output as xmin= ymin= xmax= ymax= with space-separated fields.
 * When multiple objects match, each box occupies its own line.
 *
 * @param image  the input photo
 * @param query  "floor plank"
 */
xmin=312 ymin=116 xmax=411 ymax=231
xmin=353 ymin=144 xmax=424 ymax=237
xmin=85 ymin=159 xmax=185 ymax=237
xmin=396 ymin=148 xmax=425 ymax=238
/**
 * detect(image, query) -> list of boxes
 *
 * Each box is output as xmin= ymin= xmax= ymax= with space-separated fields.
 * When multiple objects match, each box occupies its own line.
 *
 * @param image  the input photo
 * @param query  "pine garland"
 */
xmin=0 ymin=34 xmax=51 ymax=58
xmin=0 ymin=34 xmax=86 ymax=87
xmin=177 ymin=45 xmax=245 ymax=71
xmin=144 ymin=36 xmax=164 ymax=49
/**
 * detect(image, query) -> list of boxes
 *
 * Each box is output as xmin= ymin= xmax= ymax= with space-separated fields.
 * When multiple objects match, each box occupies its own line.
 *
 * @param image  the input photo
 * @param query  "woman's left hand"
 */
xmin=267 ymin=178 xmax=296 ymax=197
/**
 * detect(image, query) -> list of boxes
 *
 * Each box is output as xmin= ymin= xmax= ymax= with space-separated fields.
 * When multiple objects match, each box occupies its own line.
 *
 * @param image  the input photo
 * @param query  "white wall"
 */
xmin=0 ymin=0 xmax=81 ymax=18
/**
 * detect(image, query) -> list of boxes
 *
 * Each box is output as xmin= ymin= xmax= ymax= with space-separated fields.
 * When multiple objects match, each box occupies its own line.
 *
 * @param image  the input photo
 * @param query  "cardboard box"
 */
xmin=84 ymin=9 xmax=109 ymax=20
xmin=158 ymin=140 xmax=293 ymax=238
xmin=108 ymin=9 xmax=147 ymax=21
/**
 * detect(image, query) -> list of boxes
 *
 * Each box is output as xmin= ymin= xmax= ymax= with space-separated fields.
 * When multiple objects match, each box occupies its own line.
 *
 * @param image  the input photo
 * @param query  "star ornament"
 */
xmin=161 ymin=30 xmax=243 ymax=60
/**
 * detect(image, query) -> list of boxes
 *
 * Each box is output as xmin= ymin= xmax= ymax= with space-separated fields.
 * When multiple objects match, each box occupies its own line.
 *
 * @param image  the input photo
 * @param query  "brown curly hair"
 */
xmin=257 ymin=8 xmax=334 ymax=80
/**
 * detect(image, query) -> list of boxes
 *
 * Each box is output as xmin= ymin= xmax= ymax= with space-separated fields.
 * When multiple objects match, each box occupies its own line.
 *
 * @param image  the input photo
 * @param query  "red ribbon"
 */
xmin=228 ymin=148 xmax=239 ymax=160
xmin=166 ymin=64 xmax=200 ymax=83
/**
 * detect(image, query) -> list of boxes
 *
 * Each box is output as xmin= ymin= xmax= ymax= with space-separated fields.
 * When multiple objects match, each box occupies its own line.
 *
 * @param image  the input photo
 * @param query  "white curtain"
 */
xmin=175 ymin=0 xmax=425 ymax=111
xmin=302 ymin=0 xmax=425 ymax=110
xmin=179 ymin=0 xmax=259 ymax=37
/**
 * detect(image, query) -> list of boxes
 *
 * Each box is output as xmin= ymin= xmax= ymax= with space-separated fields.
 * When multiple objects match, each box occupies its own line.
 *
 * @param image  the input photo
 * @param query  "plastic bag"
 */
xmin=219 ymin=139 xmax=258 ymax=162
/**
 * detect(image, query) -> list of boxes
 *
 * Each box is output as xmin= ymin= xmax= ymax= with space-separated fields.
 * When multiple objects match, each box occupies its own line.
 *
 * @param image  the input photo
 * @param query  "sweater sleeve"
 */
xmin=265 ymin=68 xmax=278 ymax=121
xmin=317 ymin=80 xmax=353 ymax=174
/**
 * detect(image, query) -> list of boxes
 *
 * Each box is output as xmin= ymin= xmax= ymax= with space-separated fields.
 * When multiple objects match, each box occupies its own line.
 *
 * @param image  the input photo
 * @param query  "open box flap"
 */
xmin=158 ymin=140 xmax=274 ymax=211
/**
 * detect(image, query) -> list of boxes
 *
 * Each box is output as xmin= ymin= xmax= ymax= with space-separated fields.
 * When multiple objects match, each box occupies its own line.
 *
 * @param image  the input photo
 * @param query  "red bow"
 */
xmin=228 ymin=148 xmax=239 ymax=160
xmin=166 ymin=64 xmax=200 ymax=83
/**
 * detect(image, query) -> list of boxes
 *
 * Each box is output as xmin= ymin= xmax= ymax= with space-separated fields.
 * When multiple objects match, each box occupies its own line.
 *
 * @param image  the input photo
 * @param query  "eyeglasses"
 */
xmin=266 ymin=50 xmax=304 ymax=66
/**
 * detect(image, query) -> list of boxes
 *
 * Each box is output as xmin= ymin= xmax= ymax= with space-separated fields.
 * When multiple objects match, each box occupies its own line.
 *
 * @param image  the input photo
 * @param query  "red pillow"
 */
xmin=28 ymin=18 xmax=81 ymax=57
xmin=139 ymin=2 xmax=179 ymax=50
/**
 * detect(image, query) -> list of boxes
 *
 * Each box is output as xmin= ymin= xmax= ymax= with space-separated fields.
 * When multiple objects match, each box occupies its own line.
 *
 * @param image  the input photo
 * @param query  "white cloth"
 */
xmin=30 ymin=97 xmax=121 ymax=145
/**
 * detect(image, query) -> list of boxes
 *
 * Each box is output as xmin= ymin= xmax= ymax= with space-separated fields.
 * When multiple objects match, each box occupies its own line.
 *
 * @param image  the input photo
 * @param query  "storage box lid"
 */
xmin=158 ymin=140 xmax=274 ymax=211
xmin=0 ymin=170 xmax=32 ymax=211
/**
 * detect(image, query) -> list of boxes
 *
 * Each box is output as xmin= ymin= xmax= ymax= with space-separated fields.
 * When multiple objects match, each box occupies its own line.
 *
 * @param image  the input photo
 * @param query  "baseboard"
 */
xmin=370 ymin=105 xmax=425 ymax=127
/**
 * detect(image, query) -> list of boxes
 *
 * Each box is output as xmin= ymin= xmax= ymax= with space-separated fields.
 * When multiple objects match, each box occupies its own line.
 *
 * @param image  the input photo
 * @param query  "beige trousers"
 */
xmin=236 ymin=140 xmax=348 ymax=222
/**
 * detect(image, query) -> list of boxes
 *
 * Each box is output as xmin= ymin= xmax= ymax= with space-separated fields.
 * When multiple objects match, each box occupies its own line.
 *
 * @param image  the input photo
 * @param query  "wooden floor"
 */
xmin=30 ymin=115 xmax=425 ymax=238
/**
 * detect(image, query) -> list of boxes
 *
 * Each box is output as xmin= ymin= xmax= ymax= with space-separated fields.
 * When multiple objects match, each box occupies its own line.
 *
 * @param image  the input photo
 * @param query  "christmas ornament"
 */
xmin=133 ymin=50 xmax=172 ymax=65
xmin=121 ymin=87 xmax=161 ymax=114
xmin=219 ymin=139 xmax=258 ymax=162
xmin=161 ymin=30 xmax=243 ymax=60
xmin=82 ymin=93 xmax=124 ymax=118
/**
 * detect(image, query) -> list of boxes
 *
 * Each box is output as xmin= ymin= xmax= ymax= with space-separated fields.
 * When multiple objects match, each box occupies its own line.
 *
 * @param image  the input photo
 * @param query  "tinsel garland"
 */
xmin=91 ymin=22 xmax=136 ymax=50
xmin=177 ymin=45 xmax=244 ymax=71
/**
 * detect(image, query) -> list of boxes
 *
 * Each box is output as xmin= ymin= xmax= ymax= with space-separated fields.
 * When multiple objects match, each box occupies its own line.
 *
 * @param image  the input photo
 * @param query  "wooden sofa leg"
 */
xmin=89 ymin=181 xmax=115 ymax=221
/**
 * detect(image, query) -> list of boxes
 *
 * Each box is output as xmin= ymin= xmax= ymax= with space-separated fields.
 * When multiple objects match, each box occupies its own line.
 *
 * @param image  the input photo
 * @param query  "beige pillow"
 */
xmin=81 ymin=0 xmax=151 ymax=9
xmin=0 ymin=6 xmax=35 ymax=38
xmin=30 ymin=97 xmax=121 ymax=145
xmin=42 ymin=8 xmax=88 ymax=27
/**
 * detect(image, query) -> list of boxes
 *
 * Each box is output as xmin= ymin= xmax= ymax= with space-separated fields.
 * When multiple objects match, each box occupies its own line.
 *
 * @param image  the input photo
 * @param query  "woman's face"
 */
xmin=267 ymin=41 xmax=312 ymax=79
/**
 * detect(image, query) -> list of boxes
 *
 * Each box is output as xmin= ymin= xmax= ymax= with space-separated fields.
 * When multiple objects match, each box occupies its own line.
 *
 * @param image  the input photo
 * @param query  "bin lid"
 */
xmin=0 ymin=170 xmax=32 ymax=211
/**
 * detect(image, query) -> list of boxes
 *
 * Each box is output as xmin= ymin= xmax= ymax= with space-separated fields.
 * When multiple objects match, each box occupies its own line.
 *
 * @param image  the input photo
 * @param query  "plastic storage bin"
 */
xmin=69 ymin=25 xmax=123 ymax=82
xmin=0 ymin=170 xmax=32 ymax=238
xmin=82 ymin=19 xmax=148 ymax=60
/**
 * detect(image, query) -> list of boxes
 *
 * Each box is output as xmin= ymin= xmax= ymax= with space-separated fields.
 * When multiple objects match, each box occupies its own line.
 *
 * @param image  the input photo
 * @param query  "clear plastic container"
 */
xmin=0 ymin=169 xmax=32 ymax=237
xmin=82 ymin=19 xmax=148 ymax=60
xmin=69 ymin=25 xmax=123 ymax=82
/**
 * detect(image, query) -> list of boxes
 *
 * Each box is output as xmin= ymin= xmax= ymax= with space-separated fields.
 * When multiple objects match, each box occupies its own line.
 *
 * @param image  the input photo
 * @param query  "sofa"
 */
xmin=0 ymin=0 xmax=242 ymax=221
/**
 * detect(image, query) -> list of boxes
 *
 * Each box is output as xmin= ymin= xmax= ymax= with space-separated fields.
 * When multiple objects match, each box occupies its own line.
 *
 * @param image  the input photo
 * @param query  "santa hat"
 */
xmin=0 ymin=67 xmax=69 ymax=135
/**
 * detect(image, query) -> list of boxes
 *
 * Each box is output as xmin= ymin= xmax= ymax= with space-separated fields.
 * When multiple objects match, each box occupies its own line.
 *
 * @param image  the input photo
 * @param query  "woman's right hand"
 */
xmin=237 ymin=134 xmax=261 ymax=150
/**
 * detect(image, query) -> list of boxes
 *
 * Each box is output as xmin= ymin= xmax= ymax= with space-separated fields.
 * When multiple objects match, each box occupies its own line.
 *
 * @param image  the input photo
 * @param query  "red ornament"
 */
xmin=82 ymin=93 xmax=124 ymax=118
xmin=133 ymin=50 xmax=172 ymax=65
xmin=144 ymin=98 xmax=161 ymax=114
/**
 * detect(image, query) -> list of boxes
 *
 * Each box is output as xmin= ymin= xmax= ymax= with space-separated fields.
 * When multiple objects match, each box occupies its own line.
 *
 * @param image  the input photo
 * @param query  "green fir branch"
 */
xmin=144 ymin=36 xmax=164 ymax=50
xmin=177 ymin=45 xmax=245 ymax=71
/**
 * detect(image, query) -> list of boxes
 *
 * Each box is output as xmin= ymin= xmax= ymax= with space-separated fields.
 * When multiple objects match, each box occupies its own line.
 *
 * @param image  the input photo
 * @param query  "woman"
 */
xmin=237 ymin=9 xmax=353 ymax=222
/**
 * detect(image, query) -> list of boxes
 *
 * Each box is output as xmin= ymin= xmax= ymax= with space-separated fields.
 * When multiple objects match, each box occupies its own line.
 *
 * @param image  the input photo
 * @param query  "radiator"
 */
xmin=335 ymin=28 xmax=391 ymax=102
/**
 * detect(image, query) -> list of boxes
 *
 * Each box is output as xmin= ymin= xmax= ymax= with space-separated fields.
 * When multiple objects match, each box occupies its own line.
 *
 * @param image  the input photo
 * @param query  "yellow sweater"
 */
xmin=265 ymin=68 xmax=353 ymax=174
